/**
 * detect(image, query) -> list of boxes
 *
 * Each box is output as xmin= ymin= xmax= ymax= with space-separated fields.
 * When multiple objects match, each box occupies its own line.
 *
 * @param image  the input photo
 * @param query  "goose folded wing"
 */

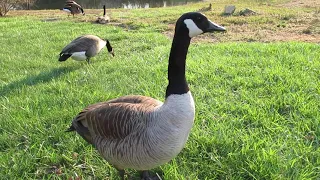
xmin=72 ymin=96 xmax=162 ymax=144
xmin=60 ymin=37 xmax=97 ymax=54
xmin=66 ymin=1 xmax=82 ymax=8
xmin=107 ymin=95 xmax=163 ymax=106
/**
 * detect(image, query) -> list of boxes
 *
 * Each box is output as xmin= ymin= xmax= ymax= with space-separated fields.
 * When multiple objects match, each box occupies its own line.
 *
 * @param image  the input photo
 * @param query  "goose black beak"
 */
xmin=109 ymin=51 xmax=115 ymax=57
xmin=206 ymin=20 xmax=226 ymax=32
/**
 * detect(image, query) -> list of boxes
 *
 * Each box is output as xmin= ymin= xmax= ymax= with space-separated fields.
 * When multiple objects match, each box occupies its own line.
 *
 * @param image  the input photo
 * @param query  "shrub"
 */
xmin=0 ymin=0 xmax=35 ymax=16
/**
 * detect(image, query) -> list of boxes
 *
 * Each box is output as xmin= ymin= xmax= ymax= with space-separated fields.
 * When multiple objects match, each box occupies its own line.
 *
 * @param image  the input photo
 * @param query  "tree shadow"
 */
xmin=0 ymin=66 xmax=78 ymax=97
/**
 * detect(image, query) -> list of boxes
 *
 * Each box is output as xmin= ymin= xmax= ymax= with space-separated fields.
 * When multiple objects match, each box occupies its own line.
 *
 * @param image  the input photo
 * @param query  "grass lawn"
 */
xmin=0 ymin=0 xmax=320 ymax=179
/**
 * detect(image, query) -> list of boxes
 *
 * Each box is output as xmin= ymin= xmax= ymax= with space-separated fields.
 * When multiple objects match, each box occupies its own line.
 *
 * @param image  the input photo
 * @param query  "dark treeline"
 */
xmin=31 ymin=0 xmax=201 ymax=9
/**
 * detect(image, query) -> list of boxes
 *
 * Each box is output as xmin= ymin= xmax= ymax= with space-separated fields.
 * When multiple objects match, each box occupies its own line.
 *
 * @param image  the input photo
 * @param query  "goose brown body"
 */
xmin=59 ymin=35 xmax=114 ymax=63
xmin=71 ymin=93 xmax=195 ymax=170
xmin=60 ymin=35 xmax=105 ymax=58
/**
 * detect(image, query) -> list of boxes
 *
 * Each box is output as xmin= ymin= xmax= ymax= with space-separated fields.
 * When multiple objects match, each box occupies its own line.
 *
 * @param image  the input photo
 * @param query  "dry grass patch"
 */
xmin=4 ymin=1 xmax=320 ymax=43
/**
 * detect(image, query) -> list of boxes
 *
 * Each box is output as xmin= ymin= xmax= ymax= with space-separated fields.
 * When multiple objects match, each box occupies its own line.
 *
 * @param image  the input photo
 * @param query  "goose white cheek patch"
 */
xmin=184 ymin=19 xmax=203 ymax=38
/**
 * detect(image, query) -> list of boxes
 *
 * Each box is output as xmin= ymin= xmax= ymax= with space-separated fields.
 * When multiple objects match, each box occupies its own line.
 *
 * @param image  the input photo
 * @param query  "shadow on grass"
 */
xmin=0 ymin=66 xmax=78 ymax=97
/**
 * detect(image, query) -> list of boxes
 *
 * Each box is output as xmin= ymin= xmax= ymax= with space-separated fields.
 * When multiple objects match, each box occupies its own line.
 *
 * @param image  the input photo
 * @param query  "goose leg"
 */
xmin=140 ymin=171 xmax=162 ymax=180
xmin=118 ymin=169 xmax=125 ymax=180
xmin=86 ymin=58 xmax=90 ymax=64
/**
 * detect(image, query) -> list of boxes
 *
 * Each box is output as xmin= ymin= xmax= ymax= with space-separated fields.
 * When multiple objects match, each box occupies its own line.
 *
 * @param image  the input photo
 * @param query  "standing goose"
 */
xmin=61 ymin=0 xmax=85 ymax=17
xmin=96 ymin=5 xmax=110 ymax=24
xmin=67 ymin=12 xmax=225 ymax=179
xmin=59 ymin=35 xmax=114 ymax=64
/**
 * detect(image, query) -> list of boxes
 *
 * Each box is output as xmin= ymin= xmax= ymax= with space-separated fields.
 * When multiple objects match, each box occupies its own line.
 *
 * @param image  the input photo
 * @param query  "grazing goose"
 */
xmin=96 ymin=5 xmax=110 ymax=24
xmin=67 ymin=12 xmax=225 ymax=179
xmin=59 ymin=35 xmax=114 ymax=64
xmin=61 ymin=0 xmax=85 ymax=17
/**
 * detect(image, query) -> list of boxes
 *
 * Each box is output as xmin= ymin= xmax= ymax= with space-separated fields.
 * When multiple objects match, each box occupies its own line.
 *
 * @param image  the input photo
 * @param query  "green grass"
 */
xmin=1 ymin=2 xmax=320 ymax=180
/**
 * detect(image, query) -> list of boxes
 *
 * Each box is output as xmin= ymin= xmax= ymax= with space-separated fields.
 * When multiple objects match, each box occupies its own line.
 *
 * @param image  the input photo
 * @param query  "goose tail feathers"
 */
xmin=67 ymin=112 xmax=93 ymax=144
xmin=65 ymin=125 xmax=76 ymax=132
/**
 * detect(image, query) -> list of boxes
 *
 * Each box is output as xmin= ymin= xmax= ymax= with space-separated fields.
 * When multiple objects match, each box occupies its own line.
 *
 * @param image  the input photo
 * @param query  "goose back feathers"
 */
xmin=59 ymin=35 xmax=114 ymax=63
xmin=67 ymin=12 xmax=225 ymax=179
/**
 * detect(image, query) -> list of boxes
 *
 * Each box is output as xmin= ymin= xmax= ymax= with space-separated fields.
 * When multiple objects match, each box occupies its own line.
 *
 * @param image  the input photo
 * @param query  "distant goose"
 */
xmin=61 ymin=0 xmax=85 ymax=17
xmin=197 ymin=3 xmax=212 ymax=12
xmin=67 ymin=12 xmax=225 ymax=179
xmin=96 ymin=5 xmax=110 ymax=24
xmin=59 ymin=35 xmax=114 ymax=64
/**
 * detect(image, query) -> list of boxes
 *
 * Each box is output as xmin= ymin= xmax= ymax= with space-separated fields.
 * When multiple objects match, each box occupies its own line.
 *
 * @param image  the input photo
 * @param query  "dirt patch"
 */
xmin=277 ymin=0 xmax=320 ymax=8
xmin=162 ymin=1 xmax=320 ymax=43
xmin=41 ymin=18 xmax=61 ymax=22
xmin=6 ymin=5 xmax=320 ymax=43
xmin=163 ymin=18 xmax=320 ymax=43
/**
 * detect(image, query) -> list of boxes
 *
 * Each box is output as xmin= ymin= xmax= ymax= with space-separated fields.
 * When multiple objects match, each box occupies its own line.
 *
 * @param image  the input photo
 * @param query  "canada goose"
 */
xmin=66 ymin=12 xmax=225 ymax=179
xmin=61 ymin=0 xmax=85 ymax=17
xmin=59 ymin=35 xmax=114 ymax=64
xmin=96 ymin=5 xmax=110 ymax=24
xmin=197 ymin=3 xmax=212 ymax=12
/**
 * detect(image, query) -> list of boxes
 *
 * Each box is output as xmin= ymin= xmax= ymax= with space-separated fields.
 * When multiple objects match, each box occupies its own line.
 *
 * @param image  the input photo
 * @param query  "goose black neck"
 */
xmin=165 ymin=30 xmax=191 ymax=98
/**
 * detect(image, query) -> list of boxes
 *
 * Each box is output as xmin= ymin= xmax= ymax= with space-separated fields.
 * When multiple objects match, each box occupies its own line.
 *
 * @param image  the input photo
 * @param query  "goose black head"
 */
xmin=106 ymin=40 xmax=114 ymax=57
xmin=176 ymin=12 xmax=226 ymax=38
xmin=80 ymin=8 xmax=85 ymax=15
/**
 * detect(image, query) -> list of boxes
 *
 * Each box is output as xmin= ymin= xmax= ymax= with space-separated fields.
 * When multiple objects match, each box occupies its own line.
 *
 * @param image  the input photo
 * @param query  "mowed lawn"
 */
xmin=1 ymin=4 xmax=320 ymax=180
